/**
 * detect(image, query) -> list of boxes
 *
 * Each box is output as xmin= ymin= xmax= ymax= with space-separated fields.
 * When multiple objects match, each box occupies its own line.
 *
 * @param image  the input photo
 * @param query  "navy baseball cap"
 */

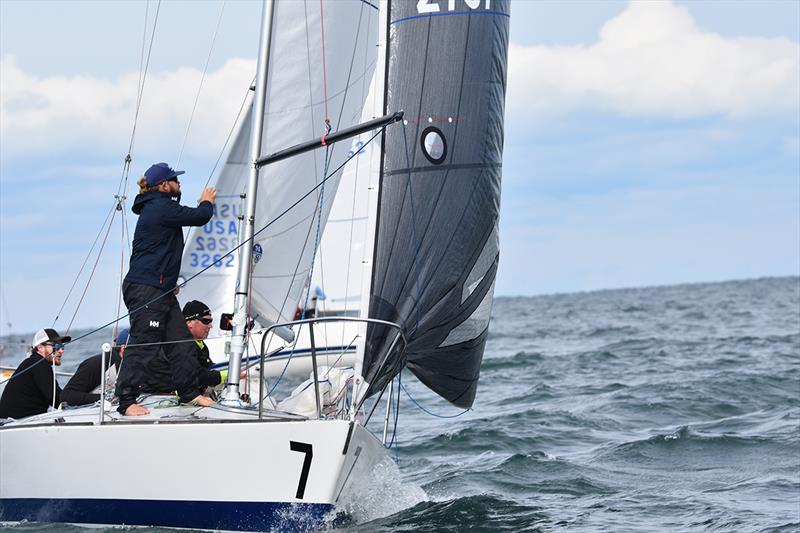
xmin=144 ymin=162 xmax=185 ymax=188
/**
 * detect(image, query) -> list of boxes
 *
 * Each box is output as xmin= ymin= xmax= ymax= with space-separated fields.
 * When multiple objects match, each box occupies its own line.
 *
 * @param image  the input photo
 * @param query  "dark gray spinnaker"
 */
xmin=363 ymin=1 xmax=510 ymax=408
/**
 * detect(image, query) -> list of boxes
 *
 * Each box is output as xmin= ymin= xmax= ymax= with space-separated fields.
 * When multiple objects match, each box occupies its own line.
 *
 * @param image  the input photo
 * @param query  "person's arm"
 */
xmin=161 ymin=187 xmax=216 ymax=227
xmin=161 ymin=200 xmax=214 ymax=227
xmin=61 ymin=356 xmax=102 ymax=406
xmin=198 ymin=368 xmax=222 ymax=388
xmin=31 ymin=361 xmax=62 ymax=408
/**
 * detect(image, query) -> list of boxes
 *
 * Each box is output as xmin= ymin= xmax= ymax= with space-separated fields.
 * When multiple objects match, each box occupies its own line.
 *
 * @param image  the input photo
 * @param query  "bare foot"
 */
xmin=123 ymin=403 xmax=150 ymax=416
xmin=190 ymin=395 xmax=214 ymax=407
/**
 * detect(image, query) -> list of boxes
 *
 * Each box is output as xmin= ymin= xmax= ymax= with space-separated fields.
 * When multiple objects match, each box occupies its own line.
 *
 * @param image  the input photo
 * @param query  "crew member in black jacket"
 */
xmin=0 ymin=328 xmax=71 ymax=419
xmin=144 ymin=301 xmax=243 ymax=397
xmin=61 ymin=329 xmax=129 ymax=407
xmin=114 ymin=162 xmax=217 ymax=416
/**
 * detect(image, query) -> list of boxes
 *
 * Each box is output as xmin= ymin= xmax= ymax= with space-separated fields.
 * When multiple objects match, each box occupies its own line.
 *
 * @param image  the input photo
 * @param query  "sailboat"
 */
xmin=0 ymin=0 xmax=509 ymax=531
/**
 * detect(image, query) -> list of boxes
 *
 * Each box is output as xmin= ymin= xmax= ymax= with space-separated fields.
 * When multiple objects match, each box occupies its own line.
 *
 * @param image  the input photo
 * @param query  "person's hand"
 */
xmin=198 ymin=187 xmax=217 ymax=204
xmin=240 ymin=370 xmax=247 ymax=379
xmin=123 ymin=403 xmax=150 ymax=416
xmin=190 ymin=395 xmax=214 ymax=407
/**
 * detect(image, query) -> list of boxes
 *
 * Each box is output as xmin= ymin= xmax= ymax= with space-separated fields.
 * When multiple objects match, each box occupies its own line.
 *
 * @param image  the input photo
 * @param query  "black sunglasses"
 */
xmin=167 ymin=177 xmax=180 ymax=184
xmin=189 ymin=317 xmax=213 ymax=325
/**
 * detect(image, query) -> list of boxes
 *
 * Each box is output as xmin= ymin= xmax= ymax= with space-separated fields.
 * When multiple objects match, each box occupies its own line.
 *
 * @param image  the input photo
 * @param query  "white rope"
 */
xmin=176 ymin=0 xmax=227 ymax=168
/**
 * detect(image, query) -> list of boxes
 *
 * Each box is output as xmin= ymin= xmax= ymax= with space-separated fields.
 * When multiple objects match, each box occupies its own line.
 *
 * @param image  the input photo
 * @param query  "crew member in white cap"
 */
xmin=0 ymin=328 xmax=71 ymax=419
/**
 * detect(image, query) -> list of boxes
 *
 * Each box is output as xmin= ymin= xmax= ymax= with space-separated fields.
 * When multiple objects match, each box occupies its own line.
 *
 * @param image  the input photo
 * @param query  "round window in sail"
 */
xmin=421 ymin=127 xmax=447 ymax=164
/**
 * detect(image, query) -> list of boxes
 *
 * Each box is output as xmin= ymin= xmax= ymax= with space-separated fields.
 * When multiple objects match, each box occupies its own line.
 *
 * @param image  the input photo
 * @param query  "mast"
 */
xmin=222 ymin=0 xmax=275 ymax=403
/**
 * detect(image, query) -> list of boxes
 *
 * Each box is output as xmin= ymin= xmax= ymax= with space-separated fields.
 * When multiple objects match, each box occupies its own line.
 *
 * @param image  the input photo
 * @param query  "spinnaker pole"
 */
xmin=222 ymin=0 xmax=275 ymax=404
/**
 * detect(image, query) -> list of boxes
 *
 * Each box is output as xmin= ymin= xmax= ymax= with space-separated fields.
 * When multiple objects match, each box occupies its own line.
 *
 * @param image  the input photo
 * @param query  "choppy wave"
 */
xmin=2 ymin=277 xmax=798 ymax=532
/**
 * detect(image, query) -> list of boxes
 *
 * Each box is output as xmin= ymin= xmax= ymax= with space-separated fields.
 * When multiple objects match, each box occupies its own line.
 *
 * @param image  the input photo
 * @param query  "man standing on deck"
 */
xmin=115 ymin=162 xmax=217 ymax=416
xmin=0 ymin=328 xmax=71 ymax=419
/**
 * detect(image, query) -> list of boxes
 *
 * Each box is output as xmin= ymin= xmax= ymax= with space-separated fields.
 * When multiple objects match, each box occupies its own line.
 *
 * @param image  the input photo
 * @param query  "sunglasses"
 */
xmin=191 ymin=317 xmax=213 ymax=325
xmin=46 ymin=343 xmax=65 ymax=351
xmin=167 ymin=177 xmax=180 ymax=184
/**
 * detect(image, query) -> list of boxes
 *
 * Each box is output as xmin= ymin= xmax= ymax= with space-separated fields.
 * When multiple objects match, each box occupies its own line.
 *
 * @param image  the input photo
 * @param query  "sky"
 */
xmin=1 ymin=0 xmax=798 ymax=335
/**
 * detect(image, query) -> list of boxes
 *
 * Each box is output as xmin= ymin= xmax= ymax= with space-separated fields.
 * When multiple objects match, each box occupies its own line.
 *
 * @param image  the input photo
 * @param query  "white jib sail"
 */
xmin=180 ymin=0 xmax=380 ymax=335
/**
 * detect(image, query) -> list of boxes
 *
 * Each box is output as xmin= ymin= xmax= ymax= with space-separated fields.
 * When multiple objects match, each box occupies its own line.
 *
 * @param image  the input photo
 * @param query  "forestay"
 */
xmin=363 ymin=0 xmax=510 ymax=408
xmin=180 ymin=0 xmax=380 ymax=328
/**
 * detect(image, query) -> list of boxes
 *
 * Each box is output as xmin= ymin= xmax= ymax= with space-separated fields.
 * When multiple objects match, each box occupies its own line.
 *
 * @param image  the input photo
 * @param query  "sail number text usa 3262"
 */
xmin=189 ymin=204 xmax=240 ymax=269
xmin=417 ymin=0 xmax=492 ymax=13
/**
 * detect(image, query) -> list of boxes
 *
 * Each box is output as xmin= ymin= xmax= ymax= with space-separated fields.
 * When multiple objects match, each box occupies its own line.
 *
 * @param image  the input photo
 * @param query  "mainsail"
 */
xmin=180 ymin=0 xmax=379 ymax=329
xmin=363 ymin=0 xmax=510 ymax=408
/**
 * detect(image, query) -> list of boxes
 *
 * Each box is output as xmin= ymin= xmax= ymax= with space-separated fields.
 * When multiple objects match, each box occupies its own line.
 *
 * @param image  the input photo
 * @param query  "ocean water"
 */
xmin=1 ymin=276 xmax=798 ymax=532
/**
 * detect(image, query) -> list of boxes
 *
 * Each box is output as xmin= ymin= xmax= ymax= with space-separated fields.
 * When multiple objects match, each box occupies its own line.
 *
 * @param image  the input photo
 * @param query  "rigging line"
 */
xmin=400 ymin=379 xmax=470 ymax=419
xmin=65 ymin=208 xmax=120 ymax=336
xmin=184 ymin=77 xmax=252 ymax=243
xmin=0 ymin=358 xmax=43 ymax=386
xmin=264 ymin=316 xmax=359 ymax=397
xmin=315 ymin=1 xmax=366 ymax=329
xmin=126 ymin=0 xmax=162 ymax=164
xmin=114 ymin=0 xmax=151 ymax=199
xmin=203 ymin=76 xmax=255 ymax=190
xmin=332 ymin=3 xmax=365 ymax=131
xmin=273 ymin=0 xmax=322 ymax=327
xmin=388 ymin=372 xmax=401 ymax=449
xmin=319 ymin=0 xmax=330 ymax=130
xmin=117 ymin=0 xmax=162 ymax=249
xmin=51 ymin=202 xmax=118 ymax=328
xmin=64 ymin=125 xmax=389 ymax=349
xmin=300 ymin=145 xmax=330 ymax=321
xmin=401 ymin=121 xmax=422 ymax=334
xmin=242 ymin=250 xmax=257 ymax=396
xmin=297 ymin=0 xmax=367 ymax=342
xmin=176 ymin=0 xmax=227 ymax=169
xmin=273 ymin=0 xmax=324 ymax=325
xmin=135 ymin=1 xmax=150 ymax=115
xmin=342 ymin=3 xmax=372 ymax=333
xmin=121 ymin=198 xmax=132 ymax=257
xmin=112 ymin=201 xmax=128 ymax=342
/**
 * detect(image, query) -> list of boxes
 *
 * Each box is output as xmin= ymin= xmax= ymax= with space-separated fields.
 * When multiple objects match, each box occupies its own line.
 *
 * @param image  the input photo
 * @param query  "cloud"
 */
xmin=0 ymin=55 xmax=255 ymax=158
xmin=507 ymin=1 xmax=800 ymax=120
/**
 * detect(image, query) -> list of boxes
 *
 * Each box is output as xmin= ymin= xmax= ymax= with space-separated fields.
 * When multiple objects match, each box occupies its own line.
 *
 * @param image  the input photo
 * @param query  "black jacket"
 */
xmin=0 ymin=354 xmax=60 ymax=419
xmin=124 ymin=192 xmax=213 ymax=289
xmin=61 ymin=350 xmax=122 ymax=406
xmin=144 ymin=340 xmax=221 ymax=394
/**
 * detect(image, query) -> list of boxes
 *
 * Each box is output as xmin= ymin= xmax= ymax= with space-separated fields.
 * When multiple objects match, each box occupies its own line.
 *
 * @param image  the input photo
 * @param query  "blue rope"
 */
xmin=300 ymin=144 xmax=331 ymax=320
xmin=400 ymin=379 xmax=470 ymax=419
xmin=401 ymin=121 xmax=422 ymax=334
xmin=269 ymin=141 xmax=331 ymax=397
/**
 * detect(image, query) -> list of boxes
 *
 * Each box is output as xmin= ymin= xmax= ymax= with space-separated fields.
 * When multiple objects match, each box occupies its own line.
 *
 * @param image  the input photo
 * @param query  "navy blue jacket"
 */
xmin=124 ymin=192 xmax=213 ymax=289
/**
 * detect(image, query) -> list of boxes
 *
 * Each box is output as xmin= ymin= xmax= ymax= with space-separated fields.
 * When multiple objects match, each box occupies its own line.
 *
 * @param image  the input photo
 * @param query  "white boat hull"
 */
xmin=0 ymin=409 xmax=388 ymax=531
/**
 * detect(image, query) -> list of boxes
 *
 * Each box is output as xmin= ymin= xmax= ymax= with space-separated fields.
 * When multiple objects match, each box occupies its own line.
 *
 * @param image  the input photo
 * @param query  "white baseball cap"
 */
xmin=31 ymin=328 xmax=71 ymax=348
